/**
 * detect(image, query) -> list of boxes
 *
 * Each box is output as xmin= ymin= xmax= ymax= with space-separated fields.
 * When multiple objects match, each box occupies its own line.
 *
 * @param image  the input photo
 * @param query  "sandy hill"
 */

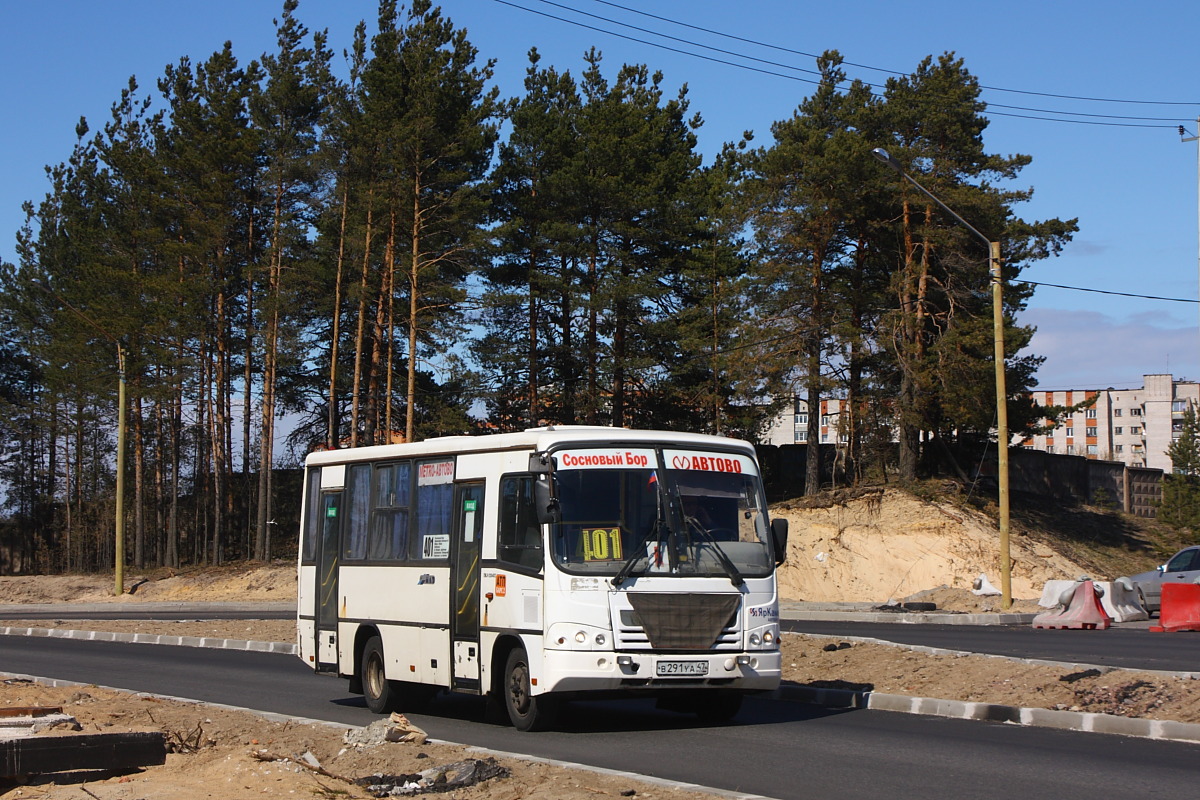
xmin=772 ymin=487 xmax=1160 ymax=604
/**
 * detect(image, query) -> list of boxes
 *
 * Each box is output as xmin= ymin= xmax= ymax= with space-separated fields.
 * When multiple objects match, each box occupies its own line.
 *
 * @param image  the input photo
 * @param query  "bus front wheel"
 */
xmin=504 ymin=648 xmax=558 ymax=731
xmin=361 ymin=635 xmax=400 ymax=714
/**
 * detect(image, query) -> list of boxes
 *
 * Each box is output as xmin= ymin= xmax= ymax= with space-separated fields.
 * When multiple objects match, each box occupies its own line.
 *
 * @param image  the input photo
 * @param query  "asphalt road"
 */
xmin=6 ymin=605 xmax=1196 ymax=674
xmin=3 ymin=635 xmax=1198 ymax=800
xmin=783 ymin=619 xmax=1200 ymax=673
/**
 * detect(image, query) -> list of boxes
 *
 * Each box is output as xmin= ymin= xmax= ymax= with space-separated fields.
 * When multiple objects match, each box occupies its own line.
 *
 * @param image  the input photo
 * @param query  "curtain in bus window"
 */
xmin=412 ymin=459 xmax=454 ymax=560
xmin=344 ymin=464 xmax=371 ymax=559
xmin=368 ymin=462 xmax=411 ymax=560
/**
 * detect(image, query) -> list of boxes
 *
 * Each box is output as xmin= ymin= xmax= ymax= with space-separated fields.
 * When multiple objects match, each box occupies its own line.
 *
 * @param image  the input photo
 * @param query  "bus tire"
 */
xmin=504 ymin=647 xmax=557 ymax=731
xmin=695 ymin=691 xmax=743 ymax=724
xmin=361 ymin=635 xmax=400 ymax=714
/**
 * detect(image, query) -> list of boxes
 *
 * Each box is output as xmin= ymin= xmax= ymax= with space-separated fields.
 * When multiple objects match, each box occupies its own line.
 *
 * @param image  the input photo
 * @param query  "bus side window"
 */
xmin=368 ymin=462 xmax=411 ymax=560
xmin=499 ymin=475 xmax=542 ymax=570
xmin=301 ymin=467 xmax=321 ymax=563
xmin=411 ymin=459 xmax=454 ymax=560
xmin=343 ymin=464 xmax=371 ymax=560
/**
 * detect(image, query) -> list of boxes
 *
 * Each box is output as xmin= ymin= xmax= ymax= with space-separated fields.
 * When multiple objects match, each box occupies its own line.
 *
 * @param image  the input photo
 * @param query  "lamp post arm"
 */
xmin=897 ymin=171 xmax=992 ymax=250
xmin=870 ymin=147 xmax=992 ymax=248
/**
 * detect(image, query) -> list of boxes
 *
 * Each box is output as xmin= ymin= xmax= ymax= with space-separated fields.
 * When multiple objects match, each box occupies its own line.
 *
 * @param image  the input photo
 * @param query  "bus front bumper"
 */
xmin=538 ymin=649 xmax=781 ymax=695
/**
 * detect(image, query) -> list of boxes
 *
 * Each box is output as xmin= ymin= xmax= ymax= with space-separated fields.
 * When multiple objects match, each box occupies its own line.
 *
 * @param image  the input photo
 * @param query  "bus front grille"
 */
xmin=615 ymin=593 xmax=741 ymax=651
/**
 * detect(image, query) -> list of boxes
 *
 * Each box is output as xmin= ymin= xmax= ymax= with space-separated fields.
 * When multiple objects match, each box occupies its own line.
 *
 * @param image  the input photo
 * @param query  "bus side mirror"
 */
xmin=532 ymin=475 xmax=560 ymax=524
xmin=771 ymin=518 xmax=789 ymax=566
xmin=528 ymin=453 xmax=551 ymax=474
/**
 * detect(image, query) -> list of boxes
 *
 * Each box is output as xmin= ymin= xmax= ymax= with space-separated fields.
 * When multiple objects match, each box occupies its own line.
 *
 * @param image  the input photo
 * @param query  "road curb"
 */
xmin=794 ymin=630 xmax=1200 ymax=680
xmin=781 ymin=609 xmax=1038 ymax=625
xmin=775 ymin=683 xmax=1200 ymax=744
xmin=0 ymin=624 xmax=298 ymax=655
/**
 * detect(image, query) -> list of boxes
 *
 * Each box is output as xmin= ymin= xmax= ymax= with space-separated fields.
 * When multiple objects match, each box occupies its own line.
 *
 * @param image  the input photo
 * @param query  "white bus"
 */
xmin=297 ymin=426 xmax=788 ymax=730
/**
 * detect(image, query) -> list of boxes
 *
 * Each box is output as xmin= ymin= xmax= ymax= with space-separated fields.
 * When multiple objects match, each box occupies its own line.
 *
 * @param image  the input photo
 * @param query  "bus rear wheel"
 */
xmin=504 ymin=648 xmax=558 ymax=731
xmin=361 ymin=635 xmax=400 ymax=714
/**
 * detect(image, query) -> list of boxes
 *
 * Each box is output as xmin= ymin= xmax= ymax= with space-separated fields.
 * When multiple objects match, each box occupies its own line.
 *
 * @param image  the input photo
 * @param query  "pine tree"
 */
xmin=250 ymin=0 xmax=334 ymax=560
xmin=1160 ymin=406 xmax=1200 ymax=532
xmin=479 ymin=49 xmax=582 ymax=429
xmin=750 ymin=52 xmax=873 ymax=493
xmin=872 ymin=53 xmax=1077 ymax=480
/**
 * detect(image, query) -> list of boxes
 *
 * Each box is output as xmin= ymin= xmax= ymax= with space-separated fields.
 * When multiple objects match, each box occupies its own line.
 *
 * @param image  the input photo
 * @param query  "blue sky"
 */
xmin=3 ymin=0 xmax=1199 ymax=391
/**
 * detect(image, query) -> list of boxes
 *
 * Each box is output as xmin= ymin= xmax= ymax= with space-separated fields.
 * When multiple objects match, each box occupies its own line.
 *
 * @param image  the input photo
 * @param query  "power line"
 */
xmin=490 ymin=0 xmax=825 ymax=86
xmin=531 ymin=0 xmax=1189 ymax=124
xmin=494 ymin=0 xmax=1195 ymax=129
xmin=1015 ymin=280 xmax=1199 ymax=304
xmin=585 ymin=0 xmax=1200 ymax=107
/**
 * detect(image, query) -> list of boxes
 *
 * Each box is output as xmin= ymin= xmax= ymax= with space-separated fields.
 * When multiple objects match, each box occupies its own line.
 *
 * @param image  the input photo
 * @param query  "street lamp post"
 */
xmin=871 ymin=147 xmax=1012 ymax=609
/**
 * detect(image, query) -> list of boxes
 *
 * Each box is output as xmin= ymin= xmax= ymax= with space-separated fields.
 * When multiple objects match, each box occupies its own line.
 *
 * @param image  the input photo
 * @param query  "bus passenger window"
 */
xmin=411 ymin=459 xmax=454 ymax=560
xmin=343 ymin=464 xmax=371 ymax=560
xmin=368 ymin=462 xmax=411 ymax=560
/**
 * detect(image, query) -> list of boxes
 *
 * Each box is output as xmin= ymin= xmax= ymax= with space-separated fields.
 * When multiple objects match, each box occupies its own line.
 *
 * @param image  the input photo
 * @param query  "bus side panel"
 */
xmin=297 ymin=563 xmax=317 ymax=666
xmin=337 ymin=564 xmax=452 ymax=685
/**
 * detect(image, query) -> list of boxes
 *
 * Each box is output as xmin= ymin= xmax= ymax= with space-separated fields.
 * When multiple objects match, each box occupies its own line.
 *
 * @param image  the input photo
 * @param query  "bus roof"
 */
xmin=303 ymin=426 xmax=757 ymax=467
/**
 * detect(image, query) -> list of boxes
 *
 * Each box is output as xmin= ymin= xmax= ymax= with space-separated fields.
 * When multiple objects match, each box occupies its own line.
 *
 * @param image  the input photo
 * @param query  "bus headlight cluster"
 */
xmin=747 ymin=626 xmax=778 ymax=650
xmin=570 ymin=630 xmax=607 ymax=646
xmin=549 ymin=623 xmax=612 ymax=650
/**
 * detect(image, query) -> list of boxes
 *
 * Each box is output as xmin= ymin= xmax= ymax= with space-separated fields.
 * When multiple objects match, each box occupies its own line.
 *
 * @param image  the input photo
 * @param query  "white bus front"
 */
xmin=505 ymin=441 xmax=786 ymax=729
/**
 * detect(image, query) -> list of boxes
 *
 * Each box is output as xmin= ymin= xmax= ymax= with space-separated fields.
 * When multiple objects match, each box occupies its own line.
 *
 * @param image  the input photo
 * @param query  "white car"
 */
xmin=1128 ymin=546 xmax=1200 ymax=612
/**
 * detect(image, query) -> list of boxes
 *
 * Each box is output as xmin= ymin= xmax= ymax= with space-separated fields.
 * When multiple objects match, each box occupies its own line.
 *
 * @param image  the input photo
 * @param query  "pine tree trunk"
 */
xmin=327 ymin=186 xmax=349 ymax=448
xmin=406 ymin=175 xmax=422 ymax=444
xmin=350 ymin=197 xmax=375 ymax=448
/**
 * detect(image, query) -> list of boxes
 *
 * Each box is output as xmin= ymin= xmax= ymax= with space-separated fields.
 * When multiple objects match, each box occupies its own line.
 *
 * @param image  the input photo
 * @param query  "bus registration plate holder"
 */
xmin=656 ymin=660 xmax=708 ymax=677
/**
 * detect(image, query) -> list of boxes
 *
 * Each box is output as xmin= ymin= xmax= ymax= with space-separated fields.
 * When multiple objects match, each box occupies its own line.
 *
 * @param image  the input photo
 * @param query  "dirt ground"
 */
xmin=1 ymin=679 xmax=730 ymax=800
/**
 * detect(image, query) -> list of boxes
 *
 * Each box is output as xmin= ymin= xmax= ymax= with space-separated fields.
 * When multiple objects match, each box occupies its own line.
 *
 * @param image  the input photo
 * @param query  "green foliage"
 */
xmin=1158 ymin=407 xmax=1200 ymax=532
xmin=0 ymin=4 xmax=1080 ymax=570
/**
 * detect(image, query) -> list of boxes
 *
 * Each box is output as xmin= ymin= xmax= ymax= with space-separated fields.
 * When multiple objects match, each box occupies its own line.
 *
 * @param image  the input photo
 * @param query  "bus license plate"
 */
xmin=656 ymin=660 xmax=708 ymax=677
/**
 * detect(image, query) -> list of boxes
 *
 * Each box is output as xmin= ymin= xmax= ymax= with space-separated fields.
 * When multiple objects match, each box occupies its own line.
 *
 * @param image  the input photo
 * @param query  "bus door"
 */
xmin=315 ymin=490 xmax=342 ymax=670
xmin=451 ymin=481 xmax=484 ymax=692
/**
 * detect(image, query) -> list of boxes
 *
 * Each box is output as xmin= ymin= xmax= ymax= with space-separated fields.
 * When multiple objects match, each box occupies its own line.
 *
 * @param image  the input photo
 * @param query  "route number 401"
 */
xmin=579 ymin=527 xmax=623 ymax=562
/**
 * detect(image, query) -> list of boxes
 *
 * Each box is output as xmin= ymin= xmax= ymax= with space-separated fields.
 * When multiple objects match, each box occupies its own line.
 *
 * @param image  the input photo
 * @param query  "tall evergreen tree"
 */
xmin=751 ymin=53 xmax=874 ymax=493
xmin=250 ymin=0 xmax=334 ymax=560
xmin=871 ymin=53 xmax=1076 ymax=480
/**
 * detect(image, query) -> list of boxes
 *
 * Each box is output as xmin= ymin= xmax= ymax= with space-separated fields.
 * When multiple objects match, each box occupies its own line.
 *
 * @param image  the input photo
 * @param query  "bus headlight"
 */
xmin=747 ymin=625 xmax=779 ymax=650
xmin=548 ymin=623 xmax=614 ymax=651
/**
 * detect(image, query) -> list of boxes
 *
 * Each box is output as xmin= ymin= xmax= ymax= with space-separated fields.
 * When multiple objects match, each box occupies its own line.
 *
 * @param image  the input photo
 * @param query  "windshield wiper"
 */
xmin=611 ymin=518 xmax=666 ymax=587
xmin=683 ymin=515 xmax=744 ymax=587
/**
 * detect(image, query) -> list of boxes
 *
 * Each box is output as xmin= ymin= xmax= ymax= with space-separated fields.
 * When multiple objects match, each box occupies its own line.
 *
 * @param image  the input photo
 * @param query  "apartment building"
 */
xmin=1021 ymin=374 xmax=1199 ymax=471
xmin=761 ymin=396 xmax=850 ymax=447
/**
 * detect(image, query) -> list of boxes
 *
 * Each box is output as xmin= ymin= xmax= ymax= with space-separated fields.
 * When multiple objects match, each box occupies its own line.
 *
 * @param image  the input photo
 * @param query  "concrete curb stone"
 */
xmin=782 ymin=610 xmax=1038 ymax=625
xmin=777 ymin=683 xmax=1200 ymax=744
xmin=0 ymin=624 xmax=299 ymax=655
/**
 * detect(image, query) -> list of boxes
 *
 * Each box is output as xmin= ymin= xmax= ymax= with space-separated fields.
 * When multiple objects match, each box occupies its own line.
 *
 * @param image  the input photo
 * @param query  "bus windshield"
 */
xmin=549 ymin=447 xmax=774 ymax=579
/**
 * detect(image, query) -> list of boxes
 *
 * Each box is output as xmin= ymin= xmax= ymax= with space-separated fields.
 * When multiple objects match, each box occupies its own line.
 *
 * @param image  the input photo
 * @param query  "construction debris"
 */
xmin=344 ymin=712 xmax=428 ymax=747
xmin=356 ymin=757 xmax=511 ymax=796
